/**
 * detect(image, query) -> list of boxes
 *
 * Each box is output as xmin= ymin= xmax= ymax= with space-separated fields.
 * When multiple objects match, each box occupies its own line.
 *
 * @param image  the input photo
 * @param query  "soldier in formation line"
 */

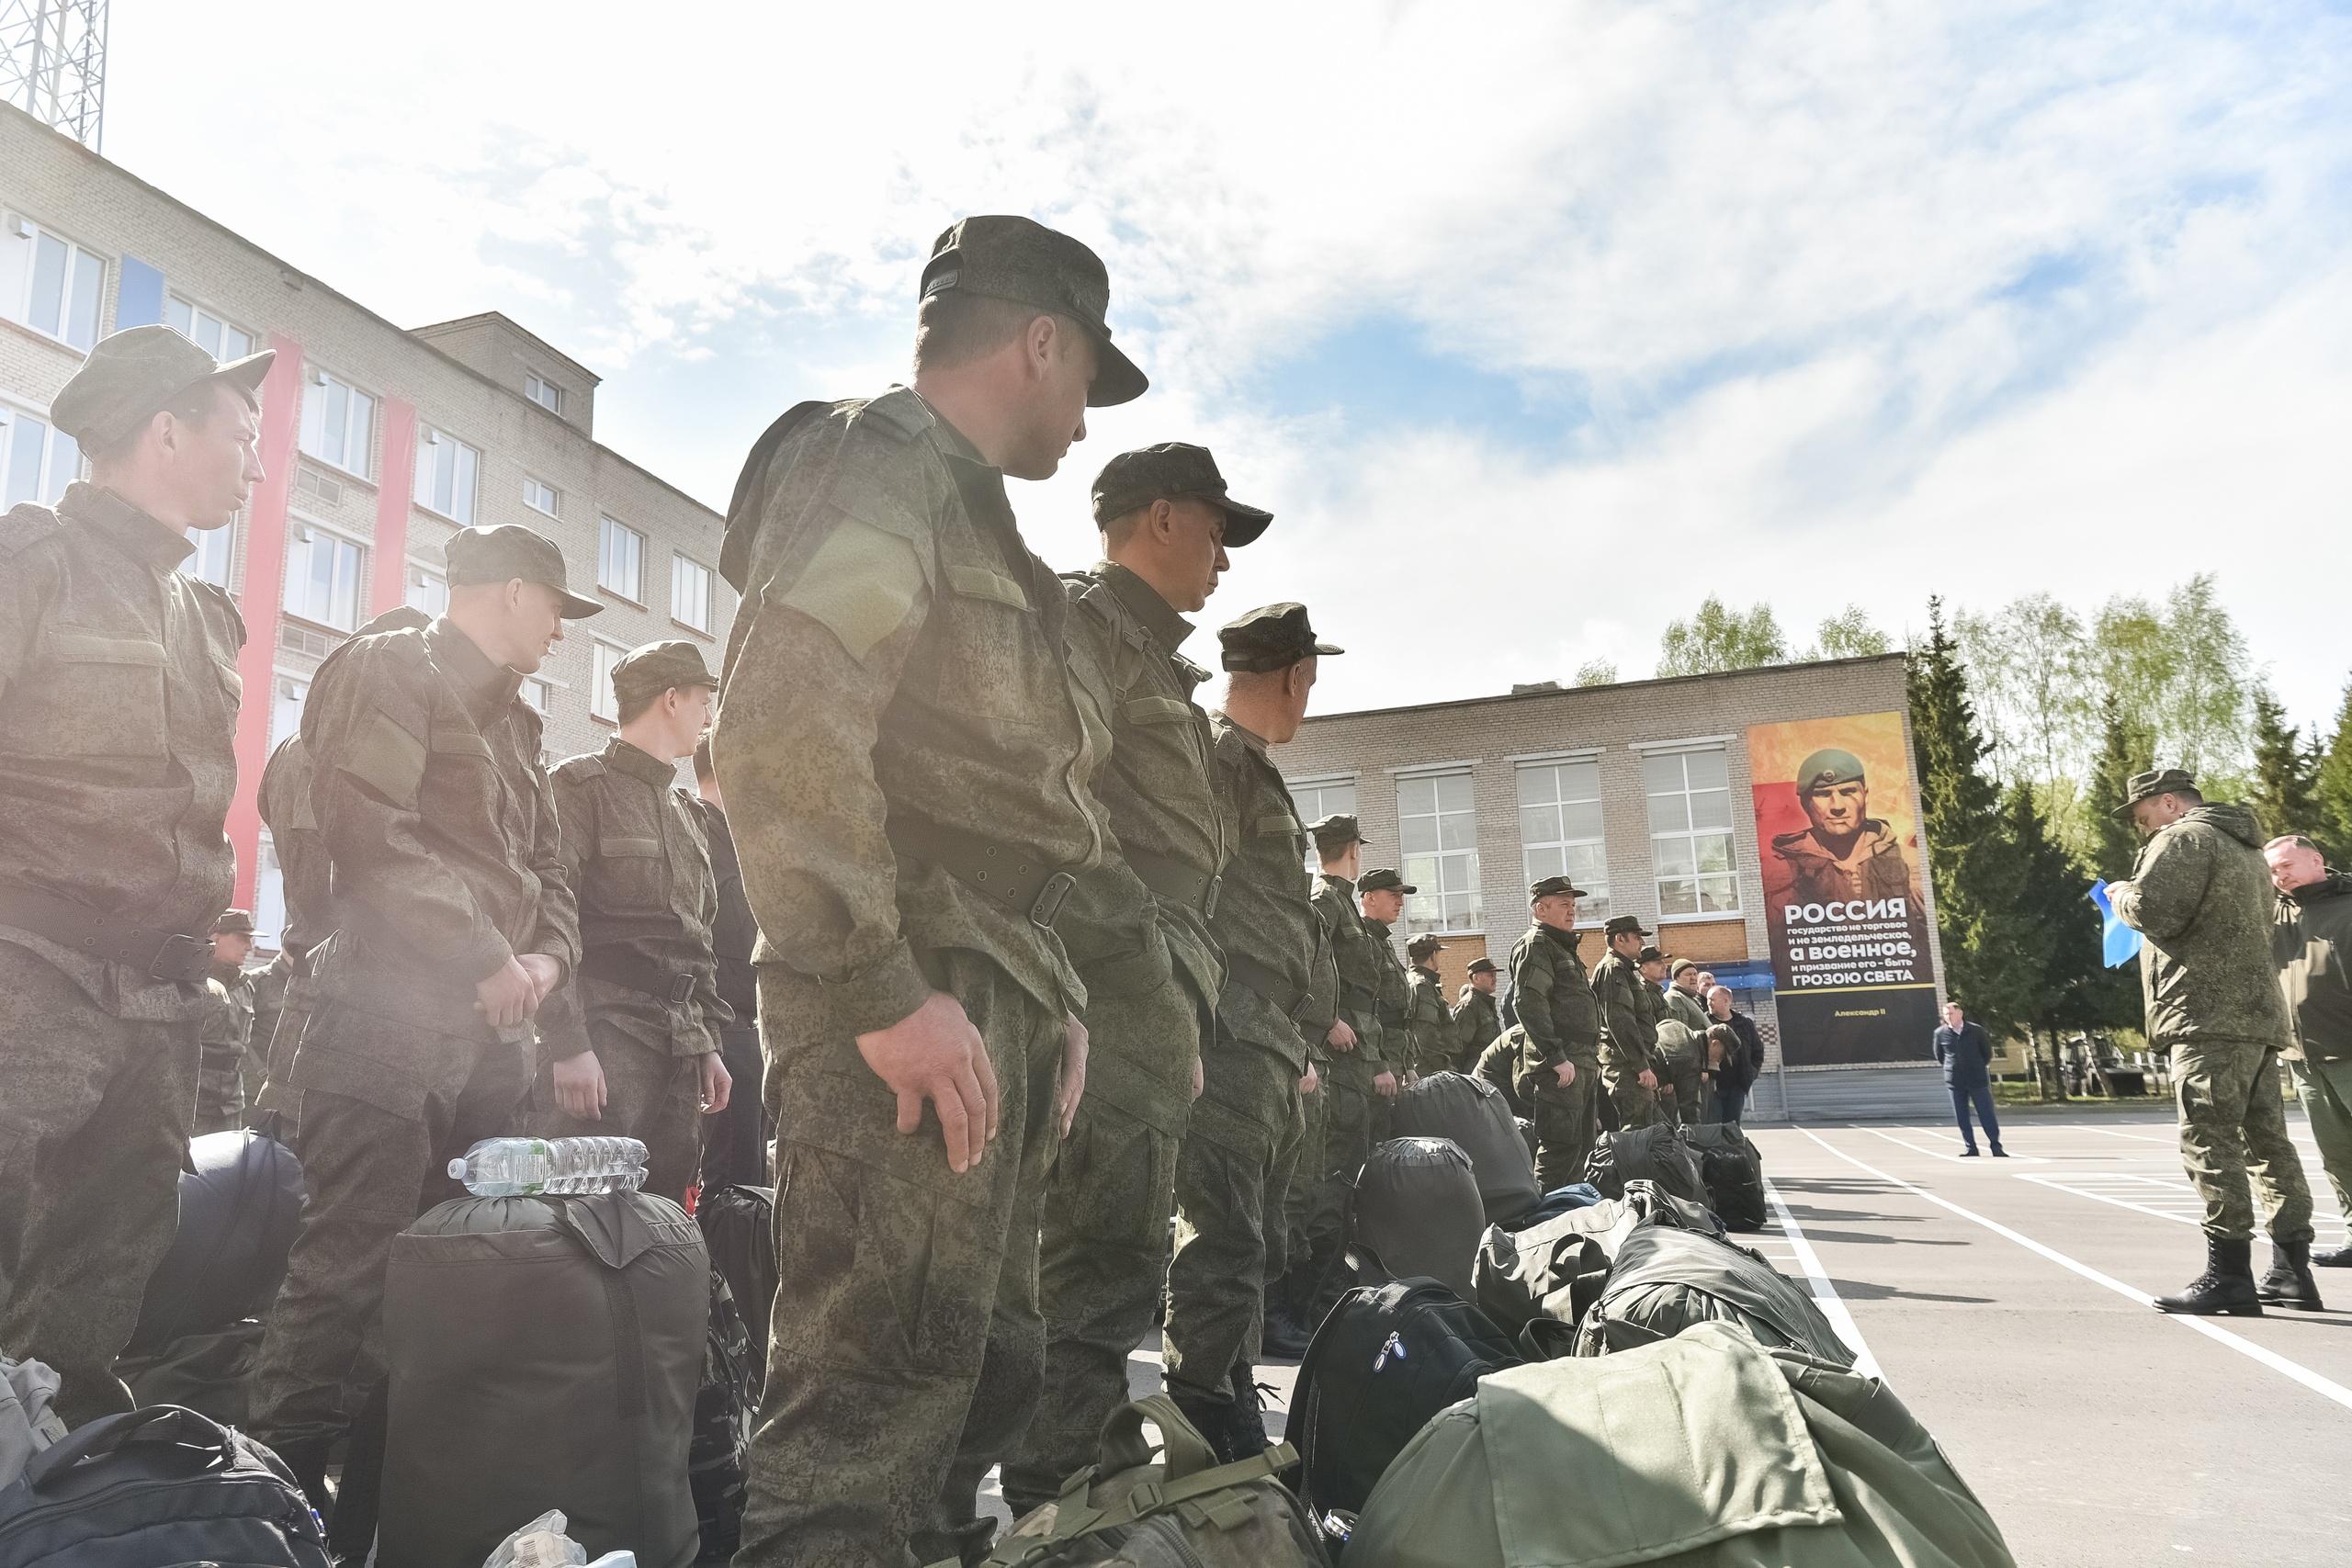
xmin=1510 ymin=875 xmax=1603 ymax=1190
xmin=194 ymin=907 xmax=262 ymax=1135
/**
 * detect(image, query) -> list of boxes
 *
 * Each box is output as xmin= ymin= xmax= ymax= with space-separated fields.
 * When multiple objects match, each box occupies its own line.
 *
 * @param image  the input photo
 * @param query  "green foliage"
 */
xmin=2089 ymin=575 xmax=2249 ymax=783
xmin=2080 ymin=690 xmax=2151 ymax=1029
xmin=1811 ymin=605 xmax=1894 ymax=660
xmin=2315 ymin=675 xmax=2352 ymax=864
xmin=1657 ymin=597 xmax=1789 ymax=677
xmin=1572 ymin=658 xmax=1618 ymax=687
xmin=1954 ymin=593 xmax=2092 ymax=786
xmin=2005 ymin=781 xmax=2107 ymax=1033
xmin=2248 ymin=686 xmax=2320 ymax=842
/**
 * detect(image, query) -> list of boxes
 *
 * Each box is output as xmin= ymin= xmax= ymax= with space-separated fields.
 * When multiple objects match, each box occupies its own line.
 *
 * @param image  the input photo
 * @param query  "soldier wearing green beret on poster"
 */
xmin=1764 ymin=746 xmax=1924 ymax=913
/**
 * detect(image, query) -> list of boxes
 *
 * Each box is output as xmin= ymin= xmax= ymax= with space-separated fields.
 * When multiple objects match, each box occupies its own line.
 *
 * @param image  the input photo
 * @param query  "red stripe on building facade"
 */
xmin=226 ymin=333 xmax=305 ymax=908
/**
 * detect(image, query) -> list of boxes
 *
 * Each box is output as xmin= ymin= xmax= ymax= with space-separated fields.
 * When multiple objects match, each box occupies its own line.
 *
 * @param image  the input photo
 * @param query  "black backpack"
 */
xmin=691 ymin=1267 xmax=759 ymax=1563
xmin=1289 ymin=1278 xmax=1524 ymax=1520
xmin=128 ymin=1129 xmax=305 ymax=1354
xmin=1582 ymin=1124 xmax=1706 ymax=1205
xmin=699 ymin=1184 xmax=778 ymax=1379
xmin=0 ymin=1405 xmax=331 ymax=1566
xmin=1681 ymin=1123 xmax=1769 ymax=1231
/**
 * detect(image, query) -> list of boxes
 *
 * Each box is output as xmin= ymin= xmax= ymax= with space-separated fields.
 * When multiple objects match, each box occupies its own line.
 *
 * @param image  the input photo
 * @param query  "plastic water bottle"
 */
xmin=447 ymin=1135 xmax=650 ymax=1196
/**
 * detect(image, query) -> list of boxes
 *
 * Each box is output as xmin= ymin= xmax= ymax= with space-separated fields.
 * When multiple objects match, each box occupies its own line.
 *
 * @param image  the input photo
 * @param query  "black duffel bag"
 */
xmin=127 ymin=1129 xmax=304 ymax=1355
xmin=0 ymin=1404 xmax=330 ymax=1566
xmin=1350 ymin=1138 xmax=1487 ymax=1304
xmin=1583 ymin=1123 xmax=1706 ymax=1205
xmin=1682 ymin=1122 xmax=1770 ymax=1231
xmin=1289 ymin=1278 xmax=1524 ymax=1520
xmin=698 ymin=1184 xmax=777 ymax=1377
xmin=1385 ymin=1071 xmax=1543 ymax=1225
xmin=691 ymin=1268 xmax=759 ymax=1564
xmin=1573 ymin=1221 xmax=1855 ymax=1366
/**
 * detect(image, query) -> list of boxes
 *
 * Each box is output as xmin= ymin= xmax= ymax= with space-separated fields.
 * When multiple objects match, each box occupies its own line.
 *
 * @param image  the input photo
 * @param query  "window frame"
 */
xmin=270 ymin=671 xmax=312 ymax=749
xmin=598 ymin=513 xmax=644 ymax=604
xmin=3 ymin=214 xmax=106 ymax=350
xmin=1286 ymin=774 xmax=1359 ymax=875
xmin=521 ymin=674 xmax=557 ymax=717
xmin=0 ymin=398 xmax=84 ymax=511
xmin=1516 ymin=754 xmax=1610 ymax=926
xmin=589 ymin=637 xmax=628 ymax=724
xmin=163 ymin=292 xmax=257 ymax=365
xmin=405 ymin=559 xmax=449 ymax=617
xmin=670 ymin=553 xmax=715 ymax=635
xmin=1396 ymin=767 xmax=1483 ymax=936
xmin=1642 ymin=745 xmax=1741 ymax=919
xmin=523 ymin=475 xmax=560 ymax=518
xmin=525 ymin=372 xmax=566 ymax=415
xmin=413 ymin=425 xmax=481 ymax=525
xmin=281 ymin=519 xmax=368 ymax=633
xmin=298 ymin=367 xmax=379 ymax=480
xmin=187 ymin=518 xmax=237 ymax=589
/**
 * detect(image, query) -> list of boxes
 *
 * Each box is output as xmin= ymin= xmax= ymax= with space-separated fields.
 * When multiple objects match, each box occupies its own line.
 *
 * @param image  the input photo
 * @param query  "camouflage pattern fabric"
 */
xmin=1404 ymin=965 xmax=1456 ymax=1076
xmin=2287 ymin=1058 xmax=2352 ymax=1228
xmin=538 ymin=1024 xmax=707 ymax=1206
xmin=2109 ymin=801 xmax=2294 ymax=1050
xmin=1453 ymin=985 xmax=1502 ymax=1072
xmin=2171 ymin=1037 xmax=2313 ymax=1243
xmin=1511 ymin=922 xmax=1605 ymax=1181
xmin=1527 ymin=1061 xmax=1599 ymax=1194
xmin=1764 ymin=819 xmax=1920 ymax=909
xmin=2276 ymin=873 xmax=2352 ymax=1222
xmin=193 ymin=961 xmax=254 ymax=1134
xmin=1591 ymin=951 xmax=1659 ymax=1128
xmin=1473 ymin=1033 xmax=1527 ymax=1119
xmin=1660 ymin=987 xmax=1712 ymax=1122
xmin=1364 ymin=915 xmax=1410 ymax=1059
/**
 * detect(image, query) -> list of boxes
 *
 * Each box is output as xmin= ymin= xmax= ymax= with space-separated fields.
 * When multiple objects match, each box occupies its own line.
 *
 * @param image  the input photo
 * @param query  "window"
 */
xmin=284 ymin=525 xmax=364 ymax=631
xmin=0 ymin=215 xmax=104 ymax=349
xmin=523 ymin=476 xmax=560 ymax=517
xmin=298 ymin=369 xmax=377 ymax=479
xmin=671 ymin=555 xmax=714 ymax=634
xmin=598 ymin=514 xmax=643 ymax=601
xmin=406 ymin=562 xmax=448 ymax=616
xmin=413 ymin=427 xmax=480 ymax=524
xmin=163 ymin=295 xmax=255 ymax=362
xmin=187 ymin=521 xmax=236 ymax=589
xmin=1397 ymin=771 xmax=1481 ymax=933
xmin=270 ymin=675 xmax=311 ymax=747
xmin=1645 ymin=748 xmax=1740 ymax=917
xmin=1288 ymin=776 xmax=1358 ymax=874
xmin=253 ymin=833 xmax=285 ymax=951
xmin=521 ymin=675 xmax=555 ymax=716
xmin=590 ymin=639 xmax=626 ymax=722
xmin=525 ymin=372 xmax=565 ymax=415
xmin=1519 ymin=758 xmax=1609 ymax=923
xmin=0 ymin=401 xmax=81 ymax=509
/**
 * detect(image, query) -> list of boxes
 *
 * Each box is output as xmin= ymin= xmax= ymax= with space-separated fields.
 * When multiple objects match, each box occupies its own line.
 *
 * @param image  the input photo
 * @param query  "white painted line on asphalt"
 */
xmin=1797 ymin=1128 xmax=2352 ymax=1416
xmin=1762 ymin=1177 xmax=1883 ymax=1382
xmin=1850 ymin=1124 xmax=2051 ymax=1163
xmin=2018 ymin=1173 xmax=2202 ymax=1226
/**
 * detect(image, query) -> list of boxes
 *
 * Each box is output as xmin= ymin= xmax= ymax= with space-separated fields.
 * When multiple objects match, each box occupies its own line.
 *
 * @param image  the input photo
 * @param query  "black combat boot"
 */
xmin=2256 ymin=1240 xmax=2326 ymax=1310
xmin=1261 ymin=1303 xmax=1314 ymax=1360
xmin=2312 ymin=1243 xmax=2352 ymax=1268
xmin=2154 ymin=1235 xmax=2264 ymax=1316
xmin=1226 ymin=1363 xmax=1272 ymax=1461
xmin=1168 ymin=1391 xmax=1242 ymax=1464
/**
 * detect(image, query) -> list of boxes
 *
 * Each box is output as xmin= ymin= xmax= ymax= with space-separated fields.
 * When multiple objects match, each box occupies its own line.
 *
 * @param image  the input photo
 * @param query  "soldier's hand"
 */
xmin=1638 ymin=1067 xmax=1657 ymax=1090
xmin=1374 ymin=1070 xmax=1399 ymax=1099
xmin=1328 ymin=1019 xmax=1358 ymax=1053
xmin=697 ymin=1051 xmax=732 ymax=1116
xmin=552 ymin=1050 xmax=607 ymax=1120
xmin=857 ymin=991 xmax=1000 ymax=1174
xmin=1301 ymin=1063 xmax=1321 ymax=1096
xmin=1056 ymin=1012 xmax=1089 ymax=1140
xmin=1192 ymin=1054 xmax=1205 ymax=1102
xmin=1553 ymin=1059 xmax=1577 ymax=1089
xmin=517 ymin=953 xmax=561 ymax=1002
xmin=475 ymin=957 xmax=538 ymax=1029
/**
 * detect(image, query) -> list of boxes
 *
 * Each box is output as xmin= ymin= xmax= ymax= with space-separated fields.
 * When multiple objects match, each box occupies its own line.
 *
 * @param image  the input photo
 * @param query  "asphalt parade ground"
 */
xmin=1046 ymin=1108 xmax=2352 ymax=1567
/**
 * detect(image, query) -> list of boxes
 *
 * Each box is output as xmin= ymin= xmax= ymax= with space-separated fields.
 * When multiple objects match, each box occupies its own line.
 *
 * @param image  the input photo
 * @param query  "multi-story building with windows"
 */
xmin=1273 ymin=653 xmax=1951 ymax=1121
xmin=1 ymin=104 xmax=736 ymax=945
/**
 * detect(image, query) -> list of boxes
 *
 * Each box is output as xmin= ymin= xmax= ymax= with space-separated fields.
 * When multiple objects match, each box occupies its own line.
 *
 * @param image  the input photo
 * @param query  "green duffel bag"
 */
xmin=1345 ymin=1322 xmax=2016 ymax=1568
xmin=1572 ymin=1217 xmax=1854 ymax=1366
xmin=967 ymin=1394 xmax=1332 ymax=1568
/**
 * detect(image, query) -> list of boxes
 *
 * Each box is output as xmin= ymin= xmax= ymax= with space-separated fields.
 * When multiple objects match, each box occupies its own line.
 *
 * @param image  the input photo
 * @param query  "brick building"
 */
xmin=2 ymin=104 xmax=734 ymax=944
xmin=1272 ymin=653 xmax=1951 ymax=1121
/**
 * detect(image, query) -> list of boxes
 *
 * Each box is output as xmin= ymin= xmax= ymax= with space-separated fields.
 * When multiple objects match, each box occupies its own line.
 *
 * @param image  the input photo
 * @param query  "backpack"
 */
xmin=1290 ymin=1278 xmax=1524 ymax=1520
xmin=1573 ymin=1221 xmax=1854 ymax=1366
xmin=1343 ymin=1324 xmax=2016 ymax=1568
xmin=1681 ymin=1123 xmax=1769 ymax=1232
xmin=967 ymin=1393 xmax=1330 ymax=1567
xmin=1472 ymin=1209 xmax=1617 ymax=1337
xmin=691 ymin=1268 xmax=758 ymax=1563
xmin=1350 ymin=1138 xmax=1487 ymax=1304
xmin=1385 ymin=1073 xmax=1543 ymax=1224
xmin=699 ymin=1184 xmax=778 ymax=1381
xmin=1583 ymin=1124 xmax=1706 ymax=1204
xmin=0 ymin=1404 xmax=331 ymax=1566
xmin=127 ymin=1128 xmax=305 ymax=1354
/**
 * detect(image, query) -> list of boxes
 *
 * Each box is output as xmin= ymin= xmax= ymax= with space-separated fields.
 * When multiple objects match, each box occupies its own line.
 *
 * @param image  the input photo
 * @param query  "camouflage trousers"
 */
xmin=0 ymin=942 xmax=198 ymax=1429
xmin=252 ymin=973 xmax=313 ymax=1118
xmin=1529 ymin=1056 xmax=1600 ymax=1192
xmin=2170 ymin=1038 xmax=2313 ymax=1244
xmin=1162 ymin=1037 xmax=1305 ymax=1406
xmin=2289 ymin=1057 xmax=2352 ymax=1225
xmin=1000 ymin=981 xmax=1198 ymax=1516
xmin=249 ymin=1028 xmax=533 ymax=1448
xmin=736 ymin=949 xmax=1064 ymax=1568
xmin=537 ymin=1023 xmax=707 ymax=1208
xmin=1604 ymin=1065 xmax=1661 ymax=1131
xmin=1662 ymin=1055 xmax=1705 ymax=1124
xmin=1279 ymin=1057 xmax=1329 ymax=1286
xmin=1295 ymin=1054 xmax=1384 ymax=1315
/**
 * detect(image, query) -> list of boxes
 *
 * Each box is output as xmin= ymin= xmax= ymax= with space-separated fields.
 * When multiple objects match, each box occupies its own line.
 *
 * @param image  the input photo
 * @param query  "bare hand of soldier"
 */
xmin=1328 ymin=1019 xmax=1358 ymax=1053
xmin=1056 ymin=1012 xmax=1089 ymax=1140
xmin=1301 ymin=1063 xmax=1321 ymax=1095
xmin=859 ymin=991 xmax=1000 ymax=1174
xmin=697 ymin=1051 xmax=732 ymax=1115
xmin=552 ymin=1050 xmax=606 ymax=1119
xmin=1638 ymin=1067 xmax=1657 ymax=1090
xmin=1192 ymin=1054 xmax=1205 ymax=1101
xmin=475 ymin=956 xmax=538 ymax=1028
xmin=1374 ymin=1069 xmax=1399 ymax=1099
xmin=517 ymin=953 xmax=561 ymax=1002
xmin=1552 ymin=1059 xmax=1577 ymax=1088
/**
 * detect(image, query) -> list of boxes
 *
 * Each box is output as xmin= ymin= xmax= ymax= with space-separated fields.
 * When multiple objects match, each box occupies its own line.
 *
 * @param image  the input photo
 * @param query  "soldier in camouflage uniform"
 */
xmin=1000 ymin=443 xmax=1268 ymax=1513
xmin=1592 ymin=915 xmax=1662 ymax=1129
xmin=1657 ymin=957 xmax=1712 ymax=1122
xmin=1361 ymin=870 xmax=1418 ymax=1081
xmin=539 ymin=641 xmax=733 ymax=1207
xmin=2108 ymin=769 xmax=2316 ymax=1316
xmin=1404 ymin=934 xmax=1457 ymax=1077
xmin=0 ymin=326 xmax=265 ymax=1427
xmin=194 ymin=908 xmax=259 ymax=1135
xmin=1762 ymin=747 xmax=1926 ymax=913
xmin=713 ymin=216 xmax=1146 ymax=1568
xmin=251 ymin=525 xmax=593 ymax=1509
xmin=1162 ymin=604 xmax=1339 ymax=1458
xmin=1510 ymin=876 xmax=1604 ymax=1190
xmin=1453 ymin=955 xmax=1503 ymax=1072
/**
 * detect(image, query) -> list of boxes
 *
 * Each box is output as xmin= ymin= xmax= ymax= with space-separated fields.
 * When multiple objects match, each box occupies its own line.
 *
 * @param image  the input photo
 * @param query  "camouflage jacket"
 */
xmin=1474 ymin=1032 xmax=1528 ymax=1118
xmin=548 ymin=737 xmax=730 ymax=1064
xmin=1591 ymin=950 xmax=1656 ymax=1078
xmin=2273 ymin=870 xmax=2352 ymax=1064
xmin=1766 ymin=821 xmax=1921 ymax=911
xmin=694 ymin=798 xmax=759 ymax=1026
xmin=1453 ymin=986 xmax=1502 ymax=1066
xmin=197 ymin=959 xmax=255 ymax=1122
xmin=1511 ymin=922 xmax=1600 ymax=1070
xmin=1205 ymin=712 xmax=1329 ymax=1070
xmin=2110 ymin=802 xmax=2290 ymax=1049
xmin=714 ymin=388 xmax=1100 ymax=1038
xmin=0 ymin=484 xmax=243 ymax=1021
xmin=256 ymin=736 xmax=332 ymax=967
xmin=1314 ymin=874 xmax=1389 ymax=1065
xmin=1662 ymin=985 xmax=1711 ymax=1062
xmin=1405 ymin=964 xmax=1456 ymax=1076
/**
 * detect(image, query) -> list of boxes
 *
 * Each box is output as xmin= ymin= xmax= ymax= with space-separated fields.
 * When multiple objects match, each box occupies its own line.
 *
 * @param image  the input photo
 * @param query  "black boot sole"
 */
xmin=2154 ymin=1299 xmax=2265 ymax=1316
xmin=2256 ymin=1291 xmax=2326 ymax=1311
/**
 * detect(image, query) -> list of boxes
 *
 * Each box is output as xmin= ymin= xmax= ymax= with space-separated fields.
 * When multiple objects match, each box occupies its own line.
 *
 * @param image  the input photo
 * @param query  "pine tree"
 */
xmin=2248 ymin=686 xmax=2319 ymax=840
xmin=2314 ymin=675 xmax=2352 ymax=864
xmin=2005 ymin=782 xmax=2109 ymax=1099
xmin=2081 ymin=688 xmax=2151 ymax=1032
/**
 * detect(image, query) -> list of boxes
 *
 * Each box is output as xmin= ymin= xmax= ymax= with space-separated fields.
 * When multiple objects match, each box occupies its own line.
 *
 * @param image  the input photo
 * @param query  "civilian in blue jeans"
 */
xmin=1933 ymin=1000 xmax=2007 ymax=1156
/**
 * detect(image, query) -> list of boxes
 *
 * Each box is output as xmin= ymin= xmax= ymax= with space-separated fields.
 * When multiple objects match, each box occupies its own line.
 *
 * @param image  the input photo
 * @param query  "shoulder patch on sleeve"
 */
xmin=775 ymin=515 xmax=931 ymax=664
xmin=341 ymin=709 xmax=429 ymax=810
xmin=0 ymin=504 xmax=64 ymax=559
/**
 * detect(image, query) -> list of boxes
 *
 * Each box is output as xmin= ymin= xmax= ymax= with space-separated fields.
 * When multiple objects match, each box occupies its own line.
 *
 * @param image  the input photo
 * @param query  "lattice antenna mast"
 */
xmin=1 ymin=0 xmax=108 ymax=151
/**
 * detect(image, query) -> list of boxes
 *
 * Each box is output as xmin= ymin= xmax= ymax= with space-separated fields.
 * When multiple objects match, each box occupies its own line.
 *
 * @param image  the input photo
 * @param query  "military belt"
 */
xmin=888 ymin=817 xmax=1079 ymax=931
xmin=1121 ymin=846 xmax=1220 ymax=919
xmin=582 ymin=945 xmax=701 ymax=1006
xmin=1222 ymin=951 xmax=1316 ymax=1022
xmin=0 ymin=882 xmax=214 ymax=986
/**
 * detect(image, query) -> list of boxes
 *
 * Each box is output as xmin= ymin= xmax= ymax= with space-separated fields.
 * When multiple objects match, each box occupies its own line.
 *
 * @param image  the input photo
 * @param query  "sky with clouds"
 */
xmin=104 ymin=0 xmax=2352 ymax=728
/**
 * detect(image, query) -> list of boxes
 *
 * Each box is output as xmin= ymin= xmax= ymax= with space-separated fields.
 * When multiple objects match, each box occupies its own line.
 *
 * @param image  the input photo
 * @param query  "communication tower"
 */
xmin=2 ymin=0 xmax=107 ymax=151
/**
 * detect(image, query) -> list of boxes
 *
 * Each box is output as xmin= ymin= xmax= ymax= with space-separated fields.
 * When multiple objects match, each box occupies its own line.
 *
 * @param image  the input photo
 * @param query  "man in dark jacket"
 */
xmin=1931 ymin=1001 xmax=2005 ymax=1156
xmin=2267 ymin=833 xmax=2352 ymax=1267
xmin=1706 ymin=986 xmax=1762 ymax=1123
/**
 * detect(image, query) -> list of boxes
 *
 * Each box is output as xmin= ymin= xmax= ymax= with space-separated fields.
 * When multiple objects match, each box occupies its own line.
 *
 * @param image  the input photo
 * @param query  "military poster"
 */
xmin=1748 ymin=711 xmax=1939 ymax=1066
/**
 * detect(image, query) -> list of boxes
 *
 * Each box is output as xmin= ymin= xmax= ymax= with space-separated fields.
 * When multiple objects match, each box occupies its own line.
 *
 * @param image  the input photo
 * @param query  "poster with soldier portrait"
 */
xmin=1748 ymin=711 xmax=1939 ymax=1066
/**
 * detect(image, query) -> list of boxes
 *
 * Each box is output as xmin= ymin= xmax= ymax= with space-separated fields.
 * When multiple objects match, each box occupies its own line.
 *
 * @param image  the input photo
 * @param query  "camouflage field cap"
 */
xmin=1307 ymin=813 xmax=1364 ymax=854
xmin=612 ymin=639 xmax=718 ymax=700
xmin=445 ymin=525 xmax=603 ymax=619
xmin=1603 ymin=914 xmax=1653 ymax=939
xmin=1358 ymin=868 xmax=1416 ymax=896
xmin=2114 ymin=766 xmax=2198 ymax=818
xmin=921 ymin=215 xmax=1147 ymax=408
xmin=1218 ymin=603 xmax=1343 ymax=672
xmin=49 ymin=323 xmax=275 ymax=450
xmin=1407 ymin=933 xmax=1444 ymax=961
xmin=1466 ymin=956 xmax=1500 ymax=976
xmin=1529 ymin=874 xmax=1588 ymax=902
xmin=1656 ymin=1020 xmax=1695 ymax=1049
xmin=212 ymin=908 xmax=256 ymax=936
xmin=1091 ymin=443 xmax=1272 ymax=547
xmin=1796 ymin=748 xmax=1866 ymax=795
